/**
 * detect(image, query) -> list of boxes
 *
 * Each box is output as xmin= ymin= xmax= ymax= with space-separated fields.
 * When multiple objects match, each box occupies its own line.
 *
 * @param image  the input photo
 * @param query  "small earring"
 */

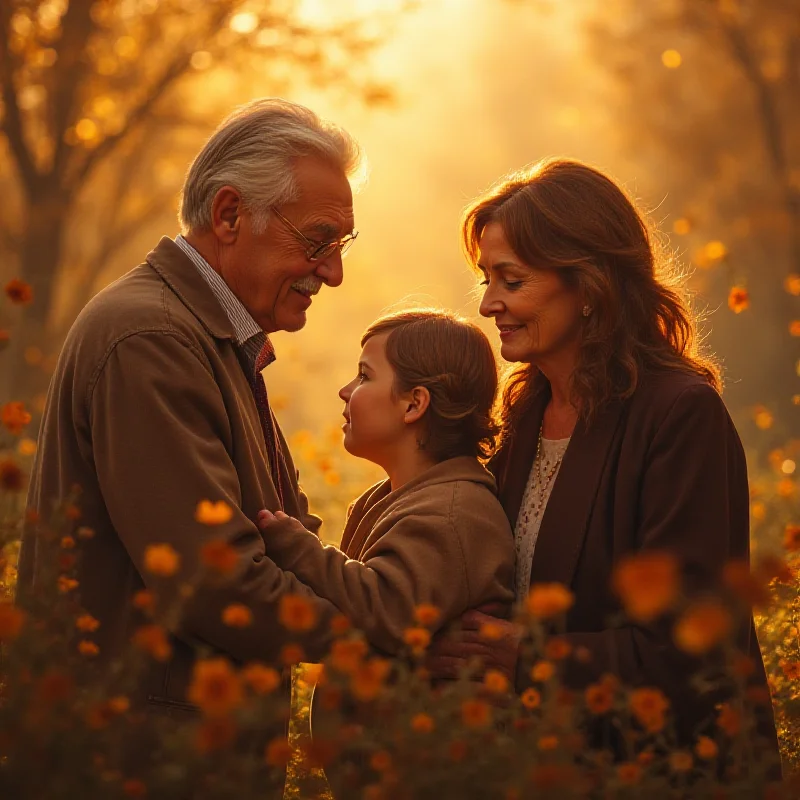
xmin=582 ymin=305 xmax=592 ymax=317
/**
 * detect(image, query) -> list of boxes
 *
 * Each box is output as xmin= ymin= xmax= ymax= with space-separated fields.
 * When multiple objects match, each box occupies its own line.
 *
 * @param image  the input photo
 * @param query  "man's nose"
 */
xmin=315 ymin=252 xmax=344 ymax=287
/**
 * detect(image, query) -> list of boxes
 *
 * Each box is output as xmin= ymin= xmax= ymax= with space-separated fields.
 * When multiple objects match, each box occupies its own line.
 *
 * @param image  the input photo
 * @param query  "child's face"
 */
xmin=338 ymin=334 xmax=411 ymax=464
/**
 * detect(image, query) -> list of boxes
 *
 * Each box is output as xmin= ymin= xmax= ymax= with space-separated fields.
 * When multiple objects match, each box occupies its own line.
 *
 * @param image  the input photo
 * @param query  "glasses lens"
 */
xmin=340 ymin=237 xmax=355 ymax=257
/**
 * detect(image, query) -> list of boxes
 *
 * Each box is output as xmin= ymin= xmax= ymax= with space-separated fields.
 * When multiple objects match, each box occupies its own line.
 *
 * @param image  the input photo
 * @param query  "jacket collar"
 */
xmin=145 ymin=236 xmax=235 ymax=341
xmin=496 ymin=385 xmax=625 ymax=588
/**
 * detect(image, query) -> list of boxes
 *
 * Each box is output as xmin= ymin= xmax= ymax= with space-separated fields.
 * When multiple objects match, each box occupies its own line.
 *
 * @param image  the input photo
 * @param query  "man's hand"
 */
xmin=426 ymin=610 xmax=521 ymax=683
xmin=257 ymin=509 xmax=308 ymax=537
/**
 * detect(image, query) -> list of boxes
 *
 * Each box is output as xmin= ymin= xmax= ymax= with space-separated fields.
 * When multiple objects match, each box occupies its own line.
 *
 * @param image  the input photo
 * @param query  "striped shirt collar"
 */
xmin=175 ymin=235 xmax=273 ymax=367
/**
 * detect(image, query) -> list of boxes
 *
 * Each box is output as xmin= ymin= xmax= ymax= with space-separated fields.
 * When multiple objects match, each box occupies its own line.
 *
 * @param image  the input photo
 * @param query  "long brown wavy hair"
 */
xmin=461 ymin=158 xmax=720 ymax=440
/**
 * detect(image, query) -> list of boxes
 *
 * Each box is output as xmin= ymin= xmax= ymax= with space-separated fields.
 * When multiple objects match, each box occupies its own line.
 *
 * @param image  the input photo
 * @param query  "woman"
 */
xmin=258 ymin=309 xmax=514 ymax=655
xmin=428 ymin=159 xmax=779 ymax=759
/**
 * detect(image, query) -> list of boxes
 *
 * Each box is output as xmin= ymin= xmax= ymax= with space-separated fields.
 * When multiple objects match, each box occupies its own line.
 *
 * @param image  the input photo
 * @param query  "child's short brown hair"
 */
xmin=361 ymin=309 xmax=499 ymax=462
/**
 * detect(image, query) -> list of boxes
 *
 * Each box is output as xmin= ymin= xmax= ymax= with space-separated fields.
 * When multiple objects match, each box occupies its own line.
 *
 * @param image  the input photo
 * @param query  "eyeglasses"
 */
xmin=271 ymin=207 xmax=358 ymax=262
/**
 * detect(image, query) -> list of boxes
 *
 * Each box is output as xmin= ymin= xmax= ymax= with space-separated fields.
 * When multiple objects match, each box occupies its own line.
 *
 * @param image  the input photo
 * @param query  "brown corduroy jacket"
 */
xmin=263 ymin=457 xmax=516 ymax=655
xmin=17 ymin=237 xmax=338 ymax=712
xmin=492 ymin=369 xmax=779 ymax=755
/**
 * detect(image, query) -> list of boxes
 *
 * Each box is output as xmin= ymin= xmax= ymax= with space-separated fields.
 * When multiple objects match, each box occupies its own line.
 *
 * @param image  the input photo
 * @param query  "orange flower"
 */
xmin=525 ymin=583 xmax=574 ymax=619
xmin=785 ymin=274 xmax=800 ymax=296
xmin=195 ymin=717 xmax=237 ymax=753
xmin=221 ymin=603 xmax=253 ymax=627
xmin=350 ymin=657 xmax=391 ymax=701
xmin=78 ymin=640 xmax=100 ymax=657
xmin=57 ymin=576 xmax=79 ymax=593
xmin=790 ymin=320 xmax=800 ymax=337
xmin=521 ymin=687 xmax=541 ymax=709
xmin=370 ymin=750 xmax=392 ymax=771
xmin=242 ymin=663 xmax=281 ymax=694
xmin=544 ymin=637 xmax=572 ymax=660
xmin=108 ymin=695 xmax=130 ymax=714
xmin=0 ymin=459 xmax=25 ymax=491
xmin=1 ymin=402 xmax=32 ymax=435
xmin=727 ymin=286 xmax=749 ymax=314
xmin=617 ymin=762 xmax=642 ymax=785
xmin=330 ymin=613 xmax=351 ymax=636
xmin=403 ymin=626 xmax=431 ymax=655
xmin=777 ymin=478 xmax=796 ymax=497
xmin=695 ymin=736 xmax=719 ymax=760
xmin=265 ymin=736 xmax=293 ymax=767
xmin=413 ymin=603 xmax=441 ymax=627
xmin=143 ymin=544 xmax=180 ymax=577
xmin=673 ymin=600 xmax=732 ymax=655
xmin=537 ymin=735 xmax=559 ymax=751
xmin=585 ymin=682 xmax=614 ymax=715
xmin=629 ymin=687 xmax=670 ymax=733
xmin=278 ymin=594 xmax=318 ymax=632
xmin=784 ymin=524 xmax=800 ymax=552
xmin=60 ymin=536 xmax=76 ymax=549
xmin=76 ymin=614 xmax=100 ymax=633
xmin=329 ymin=637 xmax=368 ymax=673
xmin=637 ymin=749 xmax=654 ymax=766
xmin=5 ymin=279 xmax=33 ymax=305
xmin=187 ymin=657 xmax=243 ymax=717
xmin=122 ymin=779 xmax=147 ymax=797
xmin=132 ymin=590 xmax=155 ymax=614
xmin=410 ymin=712 xmax=435 ymax=733
xmin=722 ymin=559 xmax=769 ymax=607
xmin=195 ymin=500 xmax=234 ymax=525
xmin=669 ymin=751 xmax=693 ymax=772
xmin=716 ymin=703 xmax=741 ymax=736
xmin=530 ymin=660 xmax=555 ymax=682
xmin=0 ymin=603 xmax=26 ymax=642
xmin=461 ymin=698 xmax=492 ymax=728
xmin=280 ymin=643 xmax=305 ymax=666
xmin=753 ymin=405 xmax=774 ymax=430
xmin=478 ymin=620 xmax=505 ymax=640
xmin=483 ymin=669 xmax=509 ymax=693
xmin=200 ymin=540 xmax=239 ymax=574
xmin=449 ymin=740 xmax=468 ymax=762
xmin=780 ymin=659 xmax=800 ymax=680
xmin=132 ymin=624 xmax=172 ymax=661
xmin=612 ymin=551 xmax=679 ymax=622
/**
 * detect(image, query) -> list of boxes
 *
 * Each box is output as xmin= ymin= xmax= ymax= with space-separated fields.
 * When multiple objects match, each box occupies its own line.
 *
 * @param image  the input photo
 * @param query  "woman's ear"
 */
xmin=403 ymin=386 xmax=431 ymax=424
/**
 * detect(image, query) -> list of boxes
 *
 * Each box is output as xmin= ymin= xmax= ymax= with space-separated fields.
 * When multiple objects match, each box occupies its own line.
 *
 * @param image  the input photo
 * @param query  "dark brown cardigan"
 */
xmin=492 ymin=369 xmax=779 ymax=759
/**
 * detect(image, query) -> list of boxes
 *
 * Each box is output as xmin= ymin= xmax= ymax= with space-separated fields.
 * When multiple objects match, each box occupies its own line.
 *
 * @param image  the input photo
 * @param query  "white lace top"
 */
xmin=514 ymin=437 xmax=571 ymax=603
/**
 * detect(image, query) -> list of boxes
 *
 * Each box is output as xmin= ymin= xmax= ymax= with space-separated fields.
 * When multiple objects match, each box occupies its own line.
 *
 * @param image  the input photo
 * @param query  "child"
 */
xmin=258 ymin=310 xmax=515 ymax=655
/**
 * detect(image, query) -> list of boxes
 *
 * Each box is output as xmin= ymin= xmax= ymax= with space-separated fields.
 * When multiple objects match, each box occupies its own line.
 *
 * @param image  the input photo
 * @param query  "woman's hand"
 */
xmin=426 ymin=610 xmax=521 ymax=683
xmin=256 ymin=508 xmax=308 ymax=536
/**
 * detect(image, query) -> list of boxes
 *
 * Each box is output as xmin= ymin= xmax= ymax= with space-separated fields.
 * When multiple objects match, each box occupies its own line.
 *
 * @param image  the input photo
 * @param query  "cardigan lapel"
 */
xmin=529 ymin=398 xmax=625 ymax=588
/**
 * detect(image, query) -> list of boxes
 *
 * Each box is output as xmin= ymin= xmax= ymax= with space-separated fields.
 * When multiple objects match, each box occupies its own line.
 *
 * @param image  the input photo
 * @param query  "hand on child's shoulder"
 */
xmin=256 ymin=508 xmax=307 ymax=536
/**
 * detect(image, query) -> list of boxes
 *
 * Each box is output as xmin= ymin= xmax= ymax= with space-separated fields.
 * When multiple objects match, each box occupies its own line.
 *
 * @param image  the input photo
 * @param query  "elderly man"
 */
xmin=18 ymin=98 xmax=361 ymax=712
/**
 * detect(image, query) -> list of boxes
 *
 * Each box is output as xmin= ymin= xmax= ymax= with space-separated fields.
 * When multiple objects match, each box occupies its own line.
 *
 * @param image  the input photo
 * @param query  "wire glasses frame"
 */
xmin=271 ymin=207 xmax=358 ymax=262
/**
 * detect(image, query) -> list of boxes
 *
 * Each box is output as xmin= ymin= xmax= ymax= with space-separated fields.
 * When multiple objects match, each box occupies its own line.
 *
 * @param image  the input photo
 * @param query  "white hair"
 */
xmin=179 ymin=98 xmax=365 ymax=234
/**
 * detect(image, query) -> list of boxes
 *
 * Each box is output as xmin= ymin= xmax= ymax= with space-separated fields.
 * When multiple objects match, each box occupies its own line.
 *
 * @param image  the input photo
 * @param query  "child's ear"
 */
xmin=403 ymin=386 xmax=430 ymax=424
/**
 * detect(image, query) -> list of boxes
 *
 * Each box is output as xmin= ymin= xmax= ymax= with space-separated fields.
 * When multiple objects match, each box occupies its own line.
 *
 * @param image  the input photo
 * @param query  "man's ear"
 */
xmin=403 ymin=386 xmax=431 ymax=424
xmin=211 ymin=186 xmax=242 ymax=244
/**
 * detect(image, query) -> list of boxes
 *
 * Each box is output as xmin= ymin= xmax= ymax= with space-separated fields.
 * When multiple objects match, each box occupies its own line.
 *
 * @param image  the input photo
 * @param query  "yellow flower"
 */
xmin=187 ymin=657 xmax=243 ymax=717
xmin=0 ymin=603 xmax=26 ymax=642
xmin=76 ymin=614 xmax=100 ymax=633
xmin=410 ymin=713 xmax=435 ymax=733
xmin=525 ymin=583 xmax=574 ymax=619
xmin=629 ymin=687 xmax=670 ymax=733
xmin=195 ymin=499 xmax=234 ymax=525
xmin=695 ymin=736 xmax=718 ymax=760
xmin=242 ymin=663 xmax=281 ymax=695
xmin=537 ymin=735 xmax=559 ymax=751
xmin=612 ymin=551 xmax=679 ymax=622
xmin=617 ymin=762 xmax=642 ymax=785
xmin=132 ymin=624 xmax=172 ymax=661
xmin=413 ymin=603 xmax=441 ymax=627
xmin=278 ymin=593 xmax=318 ymax=632
xmin=200 ymin=539 xmax=239 ymax=574
xmin=403 ymin=626 xmax=431 ymax=655
xmin=461 ymin=698 xmax=492 ymax=728
xmin=777 ymin=478 xmax=796 ymax=497
xmin=265 ymin=736 xmax=293 ymax=767
xmin=673 ymin=600 xmax=732 ymax=655
xmin=669 ymin=751 xmax=693 ymax=773
xmin=753 ymin=405 xmax=774 ymax=429
xmin=521 ymin=687 xmax=541 ymax=709
xmin=221 ymin=603 xmax=253 ymax=628
xmin=1 ymin=401 xmax=32 ymax=434
xmin=78 ymin=640 xmax=100 ymax=657
xmin=530 ymin=660 xmax=555 ymax=682
xmin=143 ymin=544 xmax=180 ymax=577
xmin=483 ymin=669 xmax=509 ymax=693
xmin=350 ymin=657 xmax=391 ymax=701
xmin=727 ymin=286 xmax=749 ymax=314
xmin=57 ymin=576 xmax=79 ymax=593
